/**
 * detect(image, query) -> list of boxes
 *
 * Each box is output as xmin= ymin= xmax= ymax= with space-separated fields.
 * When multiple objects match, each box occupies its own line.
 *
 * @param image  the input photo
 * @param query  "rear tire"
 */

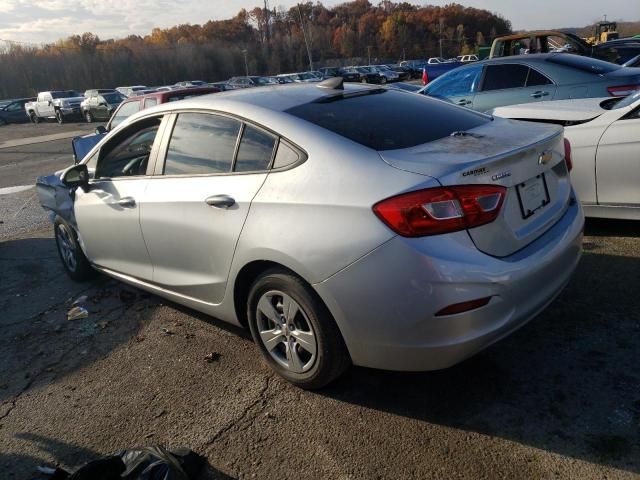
xmin=247 ymin=269 xmax=350 ymax=389
xmin=55 ymin=110 xmax=64 ymax=124
xmin=54 ymin=217 xmax=95 ymax=282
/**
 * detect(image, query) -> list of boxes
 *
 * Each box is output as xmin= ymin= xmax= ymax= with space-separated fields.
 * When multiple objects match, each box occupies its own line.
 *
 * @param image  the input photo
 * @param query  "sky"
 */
xmin=0 ymin=0 xmax=637 ymax=45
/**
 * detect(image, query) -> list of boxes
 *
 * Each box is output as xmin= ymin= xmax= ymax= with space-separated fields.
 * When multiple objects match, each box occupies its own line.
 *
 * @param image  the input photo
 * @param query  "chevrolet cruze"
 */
xmin=37 ymin=79 xmax=584 ymax=388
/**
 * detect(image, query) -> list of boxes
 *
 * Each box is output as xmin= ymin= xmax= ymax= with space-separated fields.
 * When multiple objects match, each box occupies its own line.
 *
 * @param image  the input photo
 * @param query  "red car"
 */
xmin=107 ymin=87 xmax=220 ymax=130
xmin=72 ymin=87 xmax=220 ymax=162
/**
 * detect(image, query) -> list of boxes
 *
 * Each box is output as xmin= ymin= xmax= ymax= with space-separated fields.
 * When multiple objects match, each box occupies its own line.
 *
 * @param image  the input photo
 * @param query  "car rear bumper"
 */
xmin=314 ymin=192 xmax=584 ymax=371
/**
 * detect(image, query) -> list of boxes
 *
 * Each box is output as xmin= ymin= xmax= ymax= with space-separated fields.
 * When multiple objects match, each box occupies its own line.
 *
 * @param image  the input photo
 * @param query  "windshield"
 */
xmin=286 ymin=89 xmax=490 ymax=151
xmin=357 ymin=67 xmax=373 ymax=73
xmin=612 ymin=91 xmax=640 ymax=109
xmin=102 ymin=92 xmax=124 ymax=104
xmin=52 ymin=91 xmax=79 ymax=99
xmin=298 ymin=73 xmax=315 ymax=80
xmin=253 ymin=77 xmax=272 ymax=85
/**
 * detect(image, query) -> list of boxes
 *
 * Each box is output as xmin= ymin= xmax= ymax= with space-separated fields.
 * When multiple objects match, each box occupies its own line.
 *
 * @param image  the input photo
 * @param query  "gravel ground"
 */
xmin=0 ymin=123 xmax=638 ymax=479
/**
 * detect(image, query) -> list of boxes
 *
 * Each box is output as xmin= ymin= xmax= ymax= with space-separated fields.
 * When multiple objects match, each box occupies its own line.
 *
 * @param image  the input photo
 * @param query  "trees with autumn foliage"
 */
xmin=0 ymin=1 xmax=511 ymax=98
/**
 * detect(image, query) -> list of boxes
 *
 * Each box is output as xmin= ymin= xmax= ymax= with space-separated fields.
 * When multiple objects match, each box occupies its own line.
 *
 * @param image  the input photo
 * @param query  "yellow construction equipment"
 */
xmin=584 ymin=20 xmax=619 ymax=45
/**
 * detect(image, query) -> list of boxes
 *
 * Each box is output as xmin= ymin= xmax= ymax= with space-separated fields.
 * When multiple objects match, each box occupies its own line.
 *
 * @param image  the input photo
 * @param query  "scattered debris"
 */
xmin=97 ymin=320 xmax=109 ymax=329
xmin=154 ymin=409 xmax=166 ymax=418
xmin=72 ymin=295 xmax=88 ymax=306
xmin=36 ymin=446 xmax=205 ymax=480
xmin=204 ymin=352 xmax=221 ymax=363
xmin=135 ymin=334 xmax=145 ymax=343
xmin=162 ymin=327 xmax=173 ymax=336
xmin=67 ymin=306 xmax=89 ymax=321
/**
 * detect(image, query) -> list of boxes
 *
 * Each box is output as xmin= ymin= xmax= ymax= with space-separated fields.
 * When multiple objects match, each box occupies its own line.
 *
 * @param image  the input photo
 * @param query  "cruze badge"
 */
xmin=492 ymin=171 xmax=511 ymax=181
xmin=538 ymin=150 xmax=553 ymax=165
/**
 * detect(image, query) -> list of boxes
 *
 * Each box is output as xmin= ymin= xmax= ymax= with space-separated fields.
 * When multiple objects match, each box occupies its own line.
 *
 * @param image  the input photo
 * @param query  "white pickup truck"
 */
xmin=25 ymin=91 xmax=85 ymax=124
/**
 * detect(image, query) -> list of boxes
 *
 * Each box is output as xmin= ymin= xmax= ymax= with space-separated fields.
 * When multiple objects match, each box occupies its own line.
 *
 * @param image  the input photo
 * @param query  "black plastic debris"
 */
xmin=38 ymin=446 xmax=205 ymax=480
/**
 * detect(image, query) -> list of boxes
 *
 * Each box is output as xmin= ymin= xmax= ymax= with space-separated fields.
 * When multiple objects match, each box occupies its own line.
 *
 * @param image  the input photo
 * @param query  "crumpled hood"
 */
xmin=378 ymin=117 xmax=562 ymax=180
xmin=491 ymin=98 xmax=608 ymax=122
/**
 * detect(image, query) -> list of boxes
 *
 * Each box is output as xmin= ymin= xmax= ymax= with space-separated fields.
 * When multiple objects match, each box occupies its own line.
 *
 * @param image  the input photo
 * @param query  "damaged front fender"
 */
xmin=36 ymin=171 xmax=77 ymax=228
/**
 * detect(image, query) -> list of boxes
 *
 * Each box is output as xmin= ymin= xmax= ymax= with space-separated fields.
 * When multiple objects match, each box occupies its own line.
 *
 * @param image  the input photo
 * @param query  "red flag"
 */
xmin=422 ymin=67 xmax=429 ymax=85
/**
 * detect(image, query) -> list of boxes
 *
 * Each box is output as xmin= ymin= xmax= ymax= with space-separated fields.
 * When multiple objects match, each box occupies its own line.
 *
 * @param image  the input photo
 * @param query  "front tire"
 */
xmin=54 ymin=218 xmax=95 ymax=281
xmin=247 ymin=269 xmax=350 ymax=389
xmin=55 ymin=110 xmax=64 ymax=124
xmin=30 ymin=112 xmax=39 ymax=124
xmin=85 ymin=111 xmax=93 ymax=123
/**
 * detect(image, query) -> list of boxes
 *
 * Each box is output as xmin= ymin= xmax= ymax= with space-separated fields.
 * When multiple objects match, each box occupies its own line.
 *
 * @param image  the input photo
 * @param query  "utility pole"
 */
xmin=263 ymin=0 xmax=270 ymax=42
xmin=242 ymin=49 xmax=249 ymax=76
xmin=439 ymin=18 xmax=444 ymax=58
xmin=367 ymin=46 xmax=372 ymax=65
xmin=297 ymin=4 xmax=313 ymax=71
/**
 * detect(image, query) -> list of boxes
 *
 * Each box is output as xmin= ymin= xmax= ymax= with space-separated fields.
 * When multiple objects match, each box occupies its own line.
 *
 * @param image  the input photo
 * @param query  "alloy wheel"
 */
xmin=56 ymin=224 xmax=77 ymax=272
xmin=255 ymin=290 xmax=317 ymax=374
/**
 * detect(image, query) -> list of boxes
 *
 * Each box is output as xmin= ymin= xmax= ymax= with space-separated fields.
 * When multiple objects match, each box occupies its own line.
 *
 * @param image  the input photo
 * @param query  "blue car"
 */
xmin=0 ymin=98 xmax=35 ymax=125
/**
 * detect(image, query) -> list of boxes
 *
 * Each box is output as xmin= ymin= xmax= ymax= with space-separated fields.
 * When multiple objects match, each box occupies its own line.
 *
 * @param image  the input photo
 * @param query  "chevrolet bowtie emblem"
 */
xmin=538 ymin=150 xmax=553 ymax=165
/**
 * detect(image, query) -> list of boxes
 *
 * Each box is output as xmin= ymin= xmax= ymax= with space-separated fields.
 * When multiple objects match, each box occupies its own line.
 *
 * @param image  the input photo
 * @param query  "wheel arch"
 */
xmin=233 ymin=260 xmax=306 ymax=329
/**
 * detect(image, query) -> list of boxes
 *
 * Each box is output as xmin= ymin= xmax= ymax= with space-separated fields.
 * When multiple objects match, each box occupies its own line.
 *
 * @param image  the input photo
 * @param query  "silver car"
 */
xmin=420 ymin=53 xmax=640 ymax=111
xmin=37 ymin=81 xmax=584 ymax=388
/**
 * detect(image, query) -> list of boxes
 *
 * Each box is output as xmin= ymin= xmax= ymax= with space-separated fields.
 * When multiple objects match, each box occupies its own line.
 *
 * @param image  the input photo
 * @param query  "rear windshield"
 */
xmin=285 ymin=89 xmax=490 ymax=151
xmin=546 ymin=54 xmax=619 ymax=74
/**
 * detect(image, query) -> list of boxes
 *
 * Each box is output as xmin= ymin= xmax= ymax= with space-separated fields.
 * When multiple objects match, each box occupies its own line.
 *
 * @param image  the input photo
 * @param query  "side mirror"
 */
xmin=99 ymin=102 xmax=107 ymax=107
xmin=94 ymin=125 xmax=107 ymax=135
xmin=61 ymin=164 xmax=89 ymax=189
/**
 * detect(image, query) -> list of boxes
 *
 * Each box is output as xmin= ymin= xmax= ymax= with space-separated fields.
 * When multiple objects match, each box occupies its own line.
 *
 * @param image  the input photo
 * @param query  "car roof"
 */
xmin=132 ymin=83 xmax=380 ymax=119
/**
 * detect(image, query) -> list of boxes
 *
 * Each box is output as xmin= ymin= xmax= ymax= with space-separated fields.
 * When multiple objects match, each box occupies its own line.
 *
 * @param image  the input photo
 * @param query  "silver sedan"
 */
xmin=37 ymin=80 xmax=584 ymax=388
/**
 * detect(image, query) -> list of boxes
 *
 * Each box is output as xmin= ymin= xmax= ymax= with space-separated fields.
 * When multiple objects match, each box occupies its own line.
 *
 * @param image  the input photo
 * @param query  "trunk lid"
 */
xmin=379 ymin=118 xmax=572 ymax=257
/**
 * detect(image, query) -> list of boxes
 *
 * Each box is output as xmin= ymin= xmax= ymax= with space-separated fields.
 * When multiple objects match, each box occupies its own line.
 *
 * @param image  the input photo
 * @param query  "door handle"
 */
xmin=530 ymin=91 xmax=550 ymax=98
xmin=455 ymin=99 xmax=472 ymax=106
xmin=205 ymin=194 xmax=236 ymax=208
xmin=115 ymin=197 xmax=136 ymax=208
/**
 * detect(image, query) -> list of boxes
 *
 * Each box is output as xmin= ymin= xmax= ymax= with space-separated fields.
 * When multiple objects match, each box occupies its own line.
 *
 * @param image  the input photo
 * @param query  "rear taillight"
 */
xmin=564 ymin=138 xmax=573 ymax=172
xmin=607 ymin=85 xmax=640 ymax=96
xmin=373 ymin=185 xmax=506 ymax=237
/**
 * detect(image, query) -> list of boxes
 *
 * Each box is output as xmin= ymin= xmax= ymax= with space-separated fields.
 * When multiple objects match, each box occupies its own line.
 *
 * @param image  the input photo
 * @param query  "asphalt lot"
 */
xmin=0 ymin=122 xmax=639 ymax=479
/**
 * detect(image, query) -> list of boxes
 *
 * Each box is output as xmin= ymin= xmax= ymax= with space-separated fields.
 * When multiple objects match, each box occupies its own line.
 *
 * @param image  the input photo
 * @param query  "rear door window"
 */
xmin=286 ymin=89 xmax=490 ymax=151
xmin=481 ymin=64 xmax=529 ymax=91
xmin=164 ymin=113 xmax=241 ymax=175
xmin=272 ymin=141 xmax=300 ymax=169
xmin=526 ymin=68 xmax=553 ymax=86
xmin=234 ymin=125 xmax=276 ymax=172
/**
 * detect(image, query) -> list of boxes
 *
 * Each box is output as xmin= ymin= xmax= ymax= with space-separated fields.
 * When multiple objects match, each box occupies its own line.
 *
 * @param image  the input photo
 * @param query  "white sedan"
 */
xmin=492 ymin=91 xmax=640 ymax=220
